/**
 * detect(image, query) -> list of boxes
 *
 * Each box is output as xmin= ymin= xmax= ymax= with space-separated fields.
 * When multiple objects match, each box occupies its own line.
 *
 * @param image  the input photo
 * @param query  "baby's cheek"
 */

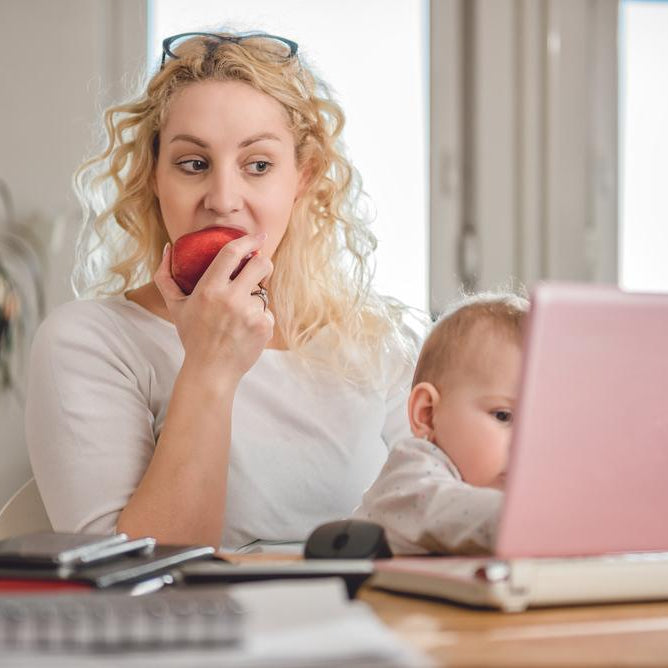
xmin=471 ymin=439 xmax=508 ymax=486
xmin=460 ymin=452 xmax=493 ymax=486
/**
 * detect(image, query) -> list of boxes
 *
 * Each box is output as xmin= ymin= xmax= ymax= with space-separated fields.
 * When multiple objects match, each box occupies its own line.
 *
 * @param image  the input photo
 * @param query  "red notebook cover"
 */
xmin=0 ymin=579 xmax=92 ymax=593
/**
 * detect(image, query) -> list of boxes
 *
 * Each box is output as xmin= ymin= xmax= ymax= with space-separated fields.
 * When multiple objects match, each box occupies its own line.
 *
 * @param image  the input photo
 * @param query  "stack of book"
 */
xmin=0 ymin=531 xmax=237 ymax=650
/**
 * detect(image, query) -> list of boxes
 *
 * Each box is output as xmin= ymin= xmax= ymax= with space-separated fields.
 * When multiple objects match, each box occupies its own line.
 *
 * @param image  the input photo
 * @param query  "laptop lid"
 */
xmin=496 ymin=282 xmax=668 ymax=558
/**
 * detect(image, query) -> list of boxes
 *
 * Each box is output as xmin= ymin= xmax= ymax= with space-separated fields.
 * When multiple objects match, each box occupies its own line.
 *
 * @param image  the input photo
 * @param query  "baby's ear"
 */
xmin=408 ymin=382 xmax=440 ymax=441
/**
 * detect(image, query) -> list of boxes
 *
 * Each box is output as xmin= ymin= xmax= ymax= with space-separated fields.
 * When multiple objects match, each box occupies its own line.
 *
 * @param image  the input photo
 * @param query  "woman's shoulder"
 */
xmin=45 ymin=292 xmax=175 ymax=328
xmin=34 ymin=297 xmax=109 ymax=340
xmin=27 ymin=299 xmax=130 ymax=388
xmin=32 ymin=295 xmax=173 ymax=357
xmin=36 ymin=296 xmax=123 ymax=340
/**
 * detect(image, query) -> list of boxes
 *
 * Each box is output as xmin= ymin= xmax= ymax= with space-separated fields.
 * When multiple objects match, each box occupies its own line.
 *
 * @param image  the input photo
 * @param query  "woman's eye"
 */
xmin=493 ymin=410 xmax=513 ymax=424
xmin=246 ymin=160 xmax=272 ymax=175
xmin=176 ymin=159 xmax=208 ymax=173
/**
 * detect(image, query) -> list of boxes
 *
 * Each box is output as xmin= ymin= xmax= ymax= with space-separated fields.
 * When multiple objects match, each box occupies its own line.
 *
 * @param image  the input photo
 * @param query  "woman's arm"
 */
xmin=27 ymin=304 xmax=239 ymax=546
xmin=115 ymin=361 xmax=235 ymax=545
xmin=117 ymin=235 xmax=273 ymax=546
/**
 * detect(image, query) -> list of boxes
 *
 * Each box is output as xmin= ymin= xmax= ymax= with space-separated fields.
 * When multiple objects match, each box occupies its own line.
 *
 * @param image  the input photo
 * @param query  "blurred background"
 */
xmin=0 ymin=0 xmax=665 ymax=506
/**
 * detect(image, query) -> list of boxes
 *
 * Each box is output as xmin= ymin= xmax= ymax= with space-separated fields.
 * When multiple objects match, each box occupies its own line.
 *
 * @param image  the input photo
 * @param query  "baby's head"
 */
xmin=409 ymin=291 xmax=529 ymax=489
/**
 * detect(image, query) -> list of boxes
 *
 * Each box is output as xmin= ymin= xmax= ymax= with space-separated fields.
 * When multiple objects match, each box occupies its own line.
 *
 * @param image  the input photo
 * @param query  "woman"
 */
xmin=25 ymin=31 xmax=420 ymax=550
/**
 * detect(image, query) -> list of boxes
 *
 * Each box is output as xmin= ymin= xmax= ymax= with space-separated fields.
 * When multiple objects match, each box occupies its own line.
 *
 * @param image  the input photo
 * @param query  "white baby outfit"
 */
xmin=354 ymin=436 xmax=503 ymax=555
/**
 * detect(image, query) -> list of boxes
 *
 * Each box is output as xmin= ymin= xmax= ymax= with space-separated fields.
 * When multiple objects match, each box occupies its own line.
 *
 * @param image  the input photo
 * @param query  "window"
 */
xmin=619 ymin=0 xmax=668 ymax=292
xmin=148 ymin=0 xmax=428 ymax=310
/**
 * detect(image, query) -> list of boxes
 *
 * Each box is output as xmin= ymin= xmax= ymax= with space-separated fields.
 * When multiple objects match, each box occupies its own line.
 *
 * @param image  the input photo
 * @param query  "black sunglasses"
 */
xmin=160 ymin=32 xmax=299 ymax=70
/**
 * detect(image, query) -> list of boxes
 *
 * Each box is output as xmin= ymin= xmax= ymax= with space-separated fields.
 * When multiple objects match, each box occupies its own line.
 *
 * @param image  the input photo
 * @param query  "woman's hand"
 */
xmin=154 ymin=231 xmax=274 ymax=385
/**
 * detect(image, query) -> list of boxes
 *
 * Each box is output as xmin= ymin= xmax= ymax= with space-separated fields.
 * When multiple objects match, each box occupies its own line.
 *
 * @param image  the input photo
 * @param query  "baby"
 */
xmin=354 ymin=291 xmax=529 ymax=555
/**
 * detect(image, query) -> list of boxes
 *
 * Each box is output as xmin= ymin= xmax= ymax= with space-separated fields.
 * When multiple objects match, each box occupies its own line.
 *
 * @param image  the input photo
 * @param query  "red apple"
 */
xmin=171 ymin=227 xmax=254 ymax=295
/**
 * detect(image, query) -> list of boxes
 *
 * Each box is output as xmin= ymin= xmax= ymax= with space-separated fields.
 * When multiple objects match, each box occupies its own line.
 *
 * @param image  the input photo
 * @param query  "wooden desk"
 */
xmin=360 ymin=587 xmax=668 ymax=667
xmin=227 ymin=554 xmax=668 ymax=667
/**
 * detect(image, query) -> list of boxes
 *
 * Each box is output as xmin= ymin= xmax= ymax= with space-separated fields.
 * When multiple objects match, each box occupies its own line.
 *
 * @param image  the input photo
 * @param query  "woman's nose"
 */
xmin=203 ymin=166 xmax=243 ymax=216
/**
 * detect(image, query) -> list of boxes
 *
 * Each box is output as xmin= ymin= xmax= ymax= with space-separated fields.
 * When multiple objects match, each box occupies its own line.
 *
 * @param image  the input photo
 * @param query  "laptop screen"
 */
xmin=496 ymin=282 xmax=668 ymax=558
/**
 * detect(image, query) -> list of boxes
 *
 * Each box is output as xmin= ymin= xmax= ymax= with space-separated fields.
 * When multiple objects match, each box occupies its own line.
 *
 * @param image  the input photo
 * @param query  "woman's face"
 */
xmin=154 ymin=80 xmax=304 ymax=258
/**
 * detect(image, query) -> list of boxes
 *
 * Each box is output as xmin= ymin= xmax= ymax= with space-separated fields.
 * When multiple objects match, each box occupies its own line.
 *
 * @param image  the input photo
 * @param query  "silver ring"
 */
xmin=250 ymin=286 xmax=269 ymax=311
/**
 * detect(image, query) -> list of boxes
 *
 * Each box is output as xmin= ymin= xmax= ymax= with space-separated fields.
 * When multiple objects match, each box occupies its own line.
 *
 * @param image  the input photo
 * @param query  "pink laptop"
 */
xmin=371 ymin=282 xmax=668 ymax=611
xmin=498 ymin=281 xmax=668 ymax=558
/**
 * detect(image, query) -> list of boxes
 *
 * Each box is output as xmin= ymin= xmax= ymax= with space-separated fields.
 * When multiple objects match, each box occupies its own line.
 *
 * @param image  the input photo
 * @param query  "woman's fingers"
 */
xmin=153 ymin=236 xmax=274 ymax=379
xmin=250 ymin=285 xmax=271 ymax=313
xmin=229 ymin=253 xmax=274 ymax=296
xmin=157 ymin=233 xmax=272 ymax=305
xmin=154 ymin=243 xmax=186 ymax=304
xmin=194 ymin=232 xmax=268 ymax=293
xmin=156 ymin=232 xmax=273 ymax=327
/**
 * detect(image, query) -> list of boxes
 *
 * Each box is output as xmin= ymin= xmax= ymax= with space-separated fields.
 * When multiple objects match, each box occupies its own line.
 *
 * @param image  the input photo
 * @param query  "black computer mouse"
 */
xmin=303 ymin=519 xmax=393 ymax=560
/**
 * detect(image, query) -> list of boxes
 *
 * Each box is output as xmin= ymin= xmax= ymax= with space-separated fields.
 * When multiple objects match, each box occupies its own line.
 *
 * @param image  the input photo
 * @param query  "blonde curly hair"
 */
xmin=72 ymin=31 xmax=419 ymax=385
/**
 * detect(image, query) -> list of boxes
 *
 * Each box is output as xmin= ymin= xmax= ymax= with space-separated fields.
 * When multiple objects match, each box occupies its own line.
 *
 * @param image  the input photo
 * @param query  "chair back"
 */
xmin=0 ymin=477 xmax=52 ymax=540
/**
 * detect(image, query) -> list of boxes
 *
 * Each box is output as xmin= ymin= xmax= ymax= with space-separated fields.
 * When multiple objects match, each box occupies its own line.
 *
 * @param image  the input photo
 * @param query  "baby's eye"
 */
xmin=246 ymin=160 xmax=272 ymax=175
xmin=176 ymin=159 xmax=208 ymax=173
xmin=493 ymin=410 xmax=513 ymax=424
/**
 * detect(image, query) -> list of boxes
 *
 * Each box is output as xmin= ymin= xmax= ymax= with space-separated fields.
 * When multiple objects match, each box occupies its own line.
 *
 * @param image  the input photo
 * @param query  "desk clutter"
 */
xmin=0 ymin=532 xmax=216 ymax=590
xmin=0 ymin=532 xmax=429 ymax=666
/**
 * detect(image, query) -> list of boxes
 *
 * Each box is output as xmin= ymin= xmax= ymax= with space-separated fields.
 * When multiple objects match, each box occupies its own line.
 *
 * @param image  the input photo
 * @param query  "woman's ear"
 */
xmin=408 ymin=382 xmax=441 ymax=441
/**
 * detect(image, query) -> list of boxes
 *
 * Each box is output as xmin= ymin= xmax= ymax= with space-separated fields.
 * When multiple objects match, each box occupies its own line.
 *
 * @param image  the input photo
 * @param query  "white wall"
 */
xmin=0 ymin=0 xmax=146 ymax=507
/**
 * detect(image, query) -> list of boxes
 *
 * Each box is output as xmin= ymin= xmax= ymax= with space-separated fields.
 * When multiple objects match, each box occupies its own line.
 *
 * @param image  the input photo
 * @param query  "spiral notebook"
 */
xmin=0 ymin=580 xmax=429 ymax=667
xmin=0 ymin=587 xmax=243 ymax=651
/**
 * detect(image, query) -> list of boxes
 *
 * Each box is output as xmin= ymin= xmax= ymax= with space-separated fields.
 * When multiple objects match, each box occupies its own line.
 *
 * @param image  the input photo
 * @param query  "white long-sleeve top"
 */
xmin=24 ymin=295 xmax=413 ymax=550
xmin=353 ymin=437 xmax=503 ymax=555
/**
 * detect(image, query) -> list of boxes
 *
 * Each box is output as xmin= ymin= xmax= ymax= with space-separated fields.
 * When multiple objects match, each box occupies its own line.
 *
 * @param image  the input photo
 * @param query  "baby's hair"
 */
xmin=412 ymin=289 xmax=530 ymax=389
